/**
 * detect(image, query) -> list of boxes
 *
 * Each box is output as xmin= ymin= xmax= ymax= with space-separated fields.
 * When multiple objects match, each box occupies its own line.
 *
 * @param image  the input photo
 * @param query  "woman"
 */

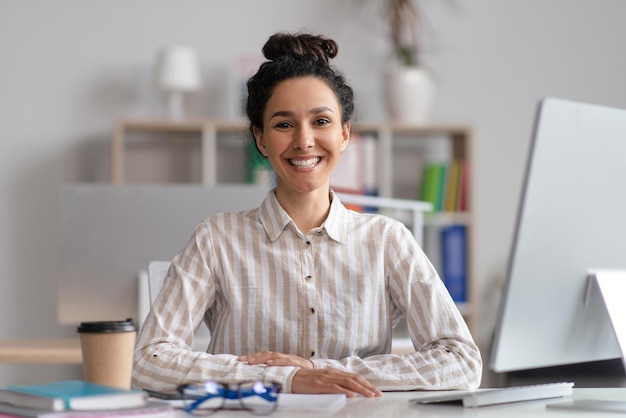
xmin=133 ymin=32 xmax=482 ymax=398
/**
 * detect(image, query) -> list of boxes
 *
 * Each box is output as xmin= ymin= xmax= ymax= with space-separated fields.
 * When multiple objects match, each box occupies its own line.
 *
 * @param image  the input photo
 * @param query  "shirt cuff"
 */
xmin=262 ymin=366 xmax=299 ymax=393
xmin=311 ymin=358 xmax=342 ymax=370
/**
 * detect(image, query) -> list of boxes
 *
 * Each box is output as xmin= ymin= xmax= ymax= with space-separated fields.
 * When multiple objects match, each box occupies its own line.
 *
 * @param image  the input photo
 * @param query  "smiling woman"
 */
xmin=132 ymin=31 xmax=482 ymax=398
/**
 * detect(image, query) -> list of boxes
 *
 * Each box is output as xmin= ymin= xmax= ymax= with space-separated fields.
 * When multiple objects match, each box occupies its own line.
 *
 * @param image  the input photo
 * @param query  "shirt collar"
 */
xmin=324 ymin=190 xmax=349 ymax=243
xmin=257 ymin=189 xmax=349 ymax=243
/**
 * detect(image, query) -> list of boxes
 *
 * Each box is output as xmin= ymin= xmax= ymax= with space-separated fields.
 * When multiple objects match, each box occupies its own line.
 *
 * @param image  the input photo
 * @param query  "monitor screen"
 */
xmin=490 ymin=98 xmax=626 ymax=373
xmin=57 ymin=184 xmax=270 ymax=325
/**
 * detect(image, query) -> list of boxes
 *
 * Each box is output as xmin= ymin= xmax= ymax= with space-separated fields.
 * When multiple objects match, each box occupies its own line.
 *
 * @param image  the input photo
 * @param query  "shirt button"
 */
xmin=305 ymin=241 xmax=311 ymax=246
xmin=310 ymin=351 xmax=315 ymax=357
xmin=304 ymin=275 xmax=312 ymax=282
xmin=309 ymin=307 xmax=315 ymax=314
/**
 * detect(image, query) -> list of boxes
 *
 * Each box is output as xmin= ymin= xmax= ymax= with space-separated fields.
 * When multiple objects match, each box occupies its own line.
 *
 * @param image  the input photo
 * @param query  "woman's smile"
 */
xmin=288 ymin=156 xmax=322 ymax=169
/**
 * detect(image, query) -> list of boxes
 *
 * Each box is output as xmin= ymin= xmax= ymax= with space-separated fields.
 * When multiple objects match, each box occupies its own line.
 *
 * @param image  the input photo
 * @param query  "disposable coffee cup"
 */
xmin=77 ymin=318 xmax=136 ymax=389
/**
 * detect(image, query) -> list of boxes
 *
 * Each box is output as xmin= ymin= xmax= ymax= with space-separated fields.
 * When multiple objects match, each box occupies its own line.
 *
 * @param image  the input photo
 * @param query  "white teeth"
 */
xmin=289 ymin=157 xmax=320 ymax=168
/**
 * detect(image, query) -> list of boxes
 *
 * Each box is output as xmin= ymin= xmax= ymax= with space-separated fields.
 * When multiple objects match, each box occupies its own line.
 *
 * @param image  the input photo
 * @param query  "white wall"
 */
xmin=1 ymin=0 xmax=625 ymax=385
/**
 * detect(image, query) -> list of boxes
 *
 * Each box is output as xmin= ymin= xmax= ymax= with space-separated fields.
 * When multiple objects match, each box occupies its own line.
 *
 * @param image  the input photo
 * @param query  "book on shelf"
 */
xmin=440 ymin=224 xmax=467 ymax=302
xmin=420 ymin=160 xmax=468 ymax=213
xmin=456 ymin=160 xmax=469 ymax=212
xmin=444 ymin=160 xmax=460 ymax=212
xmin=0 ymin=380 xmax=147 ymax=411
xmin=420 ymin=163 xmax=443 ymax=211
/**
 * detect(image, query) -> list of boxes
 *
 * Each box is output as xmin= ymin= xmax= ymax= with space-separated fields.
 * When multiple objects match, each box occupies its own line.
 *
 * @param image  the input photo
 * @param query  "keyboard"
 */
xmin=410 ymin=382 xmax=574 ymax=408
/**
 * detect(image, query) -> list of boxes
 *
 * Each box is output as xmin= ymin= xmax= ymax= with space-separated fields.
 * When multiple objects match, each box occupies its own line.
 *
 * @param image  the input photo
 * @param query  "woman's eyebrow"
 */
xmin=270 ymin=107 xmax=335 ymax=119
xmin=270 ymin=110 xmax=294 ymax=119
xmin=310 ymin=106 xmax=334 ymax=114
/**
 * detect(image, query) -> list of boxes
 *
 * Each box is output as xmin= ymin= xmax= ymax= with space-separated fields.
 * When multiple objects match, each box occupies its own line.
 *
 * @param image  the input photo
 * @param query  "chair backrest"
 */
xmin=140 ymin=260 xmax=212 ymax=352
xmin=147 ymin=261 xmax=171 ymax=304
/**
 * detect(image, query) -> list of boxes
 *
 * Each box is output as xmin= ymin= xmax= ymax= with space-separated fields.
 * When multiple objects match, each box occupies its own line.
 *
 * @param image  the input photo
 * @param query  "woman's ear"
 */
xmin=253 ymin=127 xmax=267 ymax=156
xmin=340 ymin=122 xmax=351 ymax=152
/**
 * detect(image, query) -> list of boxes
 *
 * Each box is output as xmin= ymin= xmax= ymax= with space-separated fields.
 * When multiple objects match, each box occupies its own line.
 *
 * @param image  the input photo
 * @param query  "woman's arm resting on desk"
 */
xmin=240 ymin=352 xmax=381 ymax=398
xmin=132 ymin=256 xmax=301 ymax=393
xmin=132 ymin=325 xmax=300 ymax=393
xmin=239 ymin=336 xmax=481 ymax=392
xmin=311 ymin=336 xmax=482 ymax=391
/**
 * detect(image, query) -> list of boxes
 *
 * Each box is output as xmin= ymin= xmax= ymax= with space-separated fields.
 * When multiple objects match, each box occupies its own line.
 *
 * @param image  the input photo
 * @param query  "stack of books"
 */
xmin=0 ymin=380 xmax=173 ymax=418
xmin=420 ymin=160 xmax=469 ymax=213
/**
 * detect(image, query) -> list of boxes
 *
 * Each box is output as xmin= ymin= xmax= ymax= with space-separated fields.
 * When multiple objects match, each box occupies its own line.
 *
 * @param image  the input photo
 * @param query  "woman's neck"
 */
xmin=275 ymin=187 xmax=332 ymax=233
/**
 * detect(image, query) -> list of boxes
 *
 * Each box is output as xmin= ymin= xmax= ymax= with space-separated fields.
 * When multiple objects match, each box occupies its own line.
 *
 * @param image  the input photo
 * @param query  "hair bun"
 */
xmin=262 ymin=32 xmax=338 ymax=65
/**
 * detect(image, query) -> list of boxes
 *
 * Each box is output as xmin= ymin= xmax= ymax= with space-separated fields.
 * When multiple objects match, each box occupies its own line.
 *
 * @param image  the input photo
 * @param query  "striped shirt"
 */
xmin=132 ymin=190 xmax=482 ymax=393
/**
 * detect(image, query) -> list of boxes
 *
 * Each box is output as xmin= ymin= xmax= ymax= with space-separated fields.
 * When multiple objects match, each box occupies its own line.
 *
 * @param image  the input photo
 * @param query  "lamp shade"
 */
xmin=157 ymin=45 xmax=202 ymax=92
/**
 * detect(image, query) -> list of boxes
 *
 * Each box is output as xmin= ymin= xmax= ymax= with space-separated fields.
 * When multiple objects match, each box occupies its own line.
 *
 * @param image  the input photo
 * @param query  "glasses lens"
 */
xmin=238 ymin=381 xmax=280 ymax=415
xmin=182 ymin=382 xmax=226 ymax=416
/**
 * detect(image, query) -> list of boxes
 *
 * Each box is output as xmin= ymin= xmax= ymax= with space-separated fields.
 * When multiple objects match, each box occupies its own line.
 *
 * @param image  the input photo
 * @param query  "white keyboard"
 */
xmin=410 ymin=382 xmax=574 ymax=408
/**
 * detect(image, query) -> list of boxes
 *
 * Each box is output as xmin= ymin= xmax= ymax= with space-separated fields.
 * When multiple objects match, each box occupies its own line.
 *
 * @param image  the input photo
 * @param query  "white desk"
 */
xmin=194 ymin=388 xmax=626 ymax=417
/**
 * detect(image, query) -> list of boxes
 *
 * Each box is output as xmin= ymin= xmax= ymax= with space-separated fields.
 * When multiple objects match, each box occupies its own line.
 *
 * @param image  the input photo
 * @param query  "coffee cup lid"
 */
xmin=77 ymin=318 xmax=135 ymax=333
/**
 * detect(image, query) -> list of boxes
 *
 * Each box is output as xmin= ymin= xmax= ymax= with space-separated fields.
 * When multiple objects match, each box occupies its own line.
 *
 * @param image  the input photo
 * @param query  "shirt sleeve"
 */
xmin=311 ymin=223 xmax=483 ymax=391
xmin=131 ymin=223 xmax=299 ymax=393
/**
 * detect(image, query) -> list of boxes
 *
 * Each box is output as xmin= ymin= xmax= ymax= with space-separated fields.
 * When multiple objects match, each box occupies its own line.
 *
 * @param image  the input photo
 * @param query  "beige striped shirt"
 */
xmin=133 ymin=190 xmax=482 ymax=393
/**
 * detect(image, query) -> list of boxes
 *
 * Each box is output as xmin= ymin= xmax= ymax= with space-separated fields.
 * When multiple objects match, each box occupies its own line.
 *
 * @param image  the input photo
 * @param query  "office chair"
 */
xmin=139 ymin=260 xmax=212 ymax=353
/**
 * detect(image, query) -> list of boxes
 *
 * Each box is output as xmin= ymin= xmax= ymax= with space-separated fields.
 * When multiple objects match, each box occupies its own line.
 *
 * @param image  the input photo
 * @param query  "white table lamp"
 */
xmin=157 ymin=45 xmax=202 ymax=119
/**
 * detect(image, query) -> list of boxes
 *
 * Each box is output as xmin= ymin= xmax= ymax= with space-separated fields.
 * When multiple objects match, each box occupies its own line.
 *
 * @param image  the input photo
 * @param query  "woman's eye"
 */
xmin=315 ymin=118 xmax=331 ymax=126
xmin=274 ymin=122 xmax=292 ymax=129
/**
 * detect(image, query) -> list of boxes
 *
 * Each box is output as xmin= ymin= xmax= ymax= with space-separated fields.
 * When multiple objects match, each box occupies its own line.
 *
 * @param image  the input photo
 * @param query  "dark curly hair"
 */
xmin=245 ymin=32 xmax=355 ymax=139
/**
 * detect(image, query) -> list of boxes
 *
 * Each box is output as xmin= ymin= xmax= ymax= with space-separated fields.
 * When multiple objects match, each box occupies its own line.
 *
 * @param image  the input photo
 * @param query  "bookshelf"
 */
xmin=110 ymin=118 xmax=476 ymax=335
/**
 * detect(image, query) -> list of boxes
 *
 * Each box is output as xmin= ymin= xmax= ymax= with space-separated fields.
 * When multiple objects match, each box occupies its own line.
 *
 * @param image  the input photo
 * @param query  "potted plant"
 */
xmin=388 ymin=0 xmax=420 ymax=66
xmin=383 ymin=0 xmax=435 ymax=124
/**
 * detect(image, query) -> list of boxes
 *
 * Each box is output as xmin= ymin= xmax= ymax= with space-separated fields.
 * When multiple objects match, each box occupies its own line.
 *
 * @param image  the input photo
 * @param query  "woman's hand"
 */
xmin=239 ymin=351 xmax=314 ymax=369
xmin=292 ymin=368 xmax=382 ymax=398
xmin=239 ymin=351 xmax=382 ymax=398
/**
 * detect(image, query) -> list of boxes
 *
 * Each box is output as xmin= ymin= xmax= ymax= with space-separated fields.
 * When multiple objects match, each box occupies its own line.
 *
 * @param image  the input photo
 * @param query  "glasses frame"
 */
xmin=177 ymin=381 xmax=281 ymax=416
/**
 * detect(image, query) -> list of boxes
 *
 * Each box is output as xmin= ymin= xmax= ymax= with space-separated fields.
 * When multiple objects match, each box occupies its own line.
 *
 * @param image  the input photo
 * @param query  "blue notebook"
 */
xmin=0 ymin=380 xmax=147 ymax=411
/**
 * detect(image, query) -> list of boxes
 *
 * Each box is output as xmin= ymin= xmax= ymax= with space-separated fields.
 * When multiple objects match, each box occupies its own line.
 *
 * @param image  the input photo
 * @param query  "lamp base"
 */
xmin=167 ymin=92 xmax=185 ymax=120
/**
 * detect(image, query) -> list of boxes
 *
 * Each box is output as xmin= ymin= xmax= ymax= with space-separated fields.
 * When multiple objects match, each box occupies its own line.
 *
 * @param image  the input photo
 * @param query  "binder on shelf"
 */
xmin=440 ymin=224 xmax=467 ymax=302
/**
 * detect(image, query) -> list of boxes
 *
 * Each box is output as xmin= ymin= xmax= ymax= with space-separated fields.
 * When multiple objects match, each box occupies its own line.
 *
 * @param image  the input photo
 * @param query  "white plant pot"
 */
xmin=384 ymin=66 xmax=435 ymax=124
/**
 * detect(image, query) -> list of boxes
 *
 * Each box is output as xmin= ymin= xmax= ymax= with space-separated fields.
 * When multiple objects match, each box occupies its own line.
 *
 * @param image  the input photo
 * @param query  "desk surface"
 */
xmin=0 ymin=338 xmax=82 ymax=364
xmin=196 ymin=388 xmax=626 ymax=417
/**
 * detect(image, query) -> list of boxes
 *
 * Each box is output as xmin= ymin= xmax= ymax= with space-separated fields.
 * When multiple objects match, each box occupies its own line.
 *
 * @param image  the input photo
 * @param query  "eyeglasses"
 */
xmin=177 ymin=381 xmax=281 ymax=416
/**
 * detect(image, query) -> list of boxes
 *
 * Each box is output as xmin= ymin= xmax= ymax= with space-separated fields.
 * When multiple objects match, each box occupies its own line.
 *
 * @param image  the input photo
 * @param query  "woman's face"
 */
xmin=254 ymin=77 xmax=350 ymax=197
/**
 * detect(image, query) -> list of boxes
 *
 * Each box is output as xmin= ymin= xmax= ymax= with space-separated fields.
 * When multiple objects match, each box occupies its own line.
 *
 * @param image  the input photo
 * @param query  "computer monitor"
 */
xmin=490 ymin=98 xmax=626 ymax=374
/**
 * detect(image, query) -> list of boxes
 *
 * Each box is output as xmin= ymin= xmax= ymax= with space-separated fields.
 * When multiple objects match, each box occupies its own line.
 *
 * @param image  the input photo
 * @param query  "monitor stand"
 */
xmin=585 ymin=270 xmax=626 ymax=372
xmin=553 ymin=271 xmax=626 ymax=413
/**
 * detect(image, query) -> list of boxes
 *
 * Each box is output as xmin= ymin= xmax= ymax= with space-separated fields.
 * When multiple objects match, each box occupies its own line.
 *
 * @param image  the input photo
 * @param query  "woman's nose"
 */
xmin=293 ymin=125 xmax=314 ymax=150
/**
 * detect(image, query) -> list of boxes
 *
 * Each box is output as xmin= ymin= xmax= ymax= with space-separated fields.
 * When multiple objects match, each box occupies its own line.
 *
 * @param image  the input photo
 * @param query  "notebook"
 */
xmin=0 ymin=380 xmax=147 ymax=411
